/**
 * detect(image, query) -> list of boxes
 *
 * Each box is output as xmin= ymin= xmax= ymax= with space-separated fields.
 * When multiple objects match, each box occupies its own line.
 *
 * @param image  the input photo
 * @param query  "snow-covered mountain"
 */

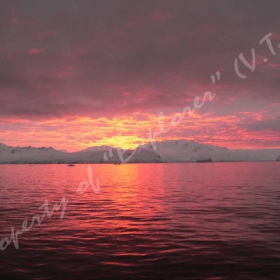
xmin=0 ymin=143 xmax=163 ymax=164
xmin=142 ymin=140 xmax=280 ymax=162
xmin=142 ymin=140 xmax=228 ymax=162
xmin=64 ymin=147 xmax=163 ymax=164
xmin=0 ymin=143 xmax=66 ymax=163
xmin=0 ymin=140 xmax=279 ymax=163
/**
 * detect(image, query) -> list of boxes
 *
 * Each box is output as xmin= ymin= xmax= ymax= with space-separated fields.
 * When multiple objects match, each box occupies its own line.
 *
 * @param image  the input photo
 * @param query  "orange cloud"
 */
xmin=0 ymin=107 xmax=279 ymax=152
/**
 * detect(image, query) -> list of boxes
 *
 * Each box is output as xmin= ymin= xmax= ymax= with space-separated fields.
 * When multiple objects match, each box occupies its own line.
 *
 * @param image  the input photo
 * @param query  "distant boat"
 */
xmin=196 ymin=158 xmax=212 ymax=163
xmin=67 ymin=164 xmax=75 ymax=167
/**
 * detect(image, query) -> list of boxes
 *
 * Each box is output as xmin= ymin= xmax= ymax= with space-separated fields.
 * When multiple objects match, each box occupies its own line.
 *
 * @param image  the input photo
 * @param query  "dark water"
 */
xmin=0 ymin=163 xmax=279 ymax=279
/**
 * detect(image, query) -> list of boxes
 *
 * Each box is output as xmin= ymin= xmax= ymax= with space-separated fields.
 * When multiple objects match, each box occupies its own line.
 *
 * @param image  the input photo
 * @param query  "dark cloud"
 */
xmin=0 ymin=0 xmax=279 ymax=121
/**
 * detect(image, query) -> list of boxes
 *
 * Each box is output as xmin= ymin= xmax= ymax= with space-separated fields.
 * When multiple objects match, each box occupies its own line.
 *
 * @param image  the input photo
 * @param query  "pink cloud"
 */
xmin=28 ymin=48 xmax=45 ymax=55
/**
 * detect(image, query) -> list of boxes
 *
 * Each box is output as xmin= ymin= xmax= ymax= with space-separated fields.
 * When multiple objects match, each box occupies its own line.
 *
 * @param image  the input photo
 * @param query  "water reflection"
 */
xmin=0 ymin=163 xmax=279 ymax=279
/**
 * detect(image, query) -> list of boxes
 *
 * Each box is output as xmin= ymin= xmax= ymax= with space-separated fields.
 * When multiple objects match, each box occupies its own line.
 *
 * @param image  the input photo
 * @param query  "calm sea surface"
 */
xmin=0 ymin=163 xmax=279 ymax=279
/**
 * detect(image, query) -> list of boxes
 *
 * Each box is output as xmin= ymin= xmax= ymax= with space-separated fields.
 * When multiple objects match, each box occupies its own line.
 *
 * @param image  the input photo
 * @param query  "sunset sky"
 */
xmin=0 ymin=0 xmax=279 ymax=152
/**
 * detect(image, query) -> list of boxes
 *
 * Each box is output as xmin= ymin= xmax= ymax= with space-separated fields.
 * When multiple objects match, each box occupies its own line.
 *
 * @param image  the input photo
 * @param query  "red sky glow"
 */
xmin=0 ymin=1 xmax=279 ymax=151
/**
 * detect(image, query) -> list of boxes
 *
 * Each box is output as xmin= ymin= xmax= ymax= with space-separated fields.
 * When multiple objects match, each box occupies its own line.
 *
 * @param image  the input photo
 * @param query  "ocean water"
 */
xmin=0 ymin=162 xmax=279 ymax=279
